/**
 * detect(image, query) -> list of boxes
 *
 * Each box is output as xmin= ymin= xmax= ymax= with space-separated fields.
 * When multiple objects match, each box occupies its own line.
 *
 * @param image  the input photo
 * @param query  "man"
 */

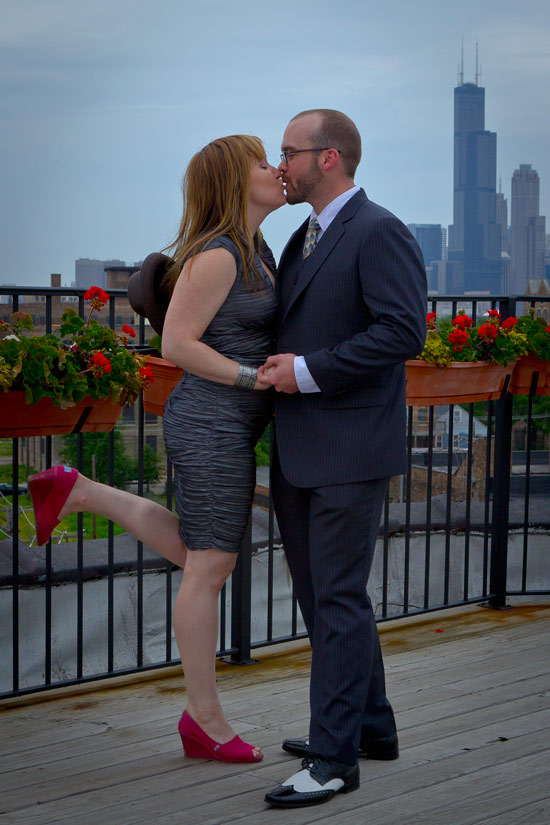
xmin=258 ymin=109 xmax=427 ymax=808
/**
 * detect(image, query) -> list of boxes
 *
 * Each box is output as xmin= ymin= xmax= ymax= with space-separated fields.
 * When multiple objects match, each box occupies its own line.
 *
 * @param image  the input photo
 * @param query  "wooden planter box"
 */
xmin=77 ymin=397 xmax=125 ymax=432
xmin=509 ymin=355 xmax=550 ymax=397
xmin=405 ymin=360 xmax=515 ymax=406
xmin=0 ymin=392 xmax=123 ymax=438
xmin=142 ymin=356 xmax=183 ymax=416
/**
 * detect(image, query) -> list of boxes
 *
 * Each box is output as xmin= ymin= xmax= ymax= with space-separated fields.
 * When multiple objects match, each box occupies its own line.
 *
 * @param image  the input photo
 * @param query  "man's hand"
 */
xmin=257 ymin=353 xmax=299 ymax=393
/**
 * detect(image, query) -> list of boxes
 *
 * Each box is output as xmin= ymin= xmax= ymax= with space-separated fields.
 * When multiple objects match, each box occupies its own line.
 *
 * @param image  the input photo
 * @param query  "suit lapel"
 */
xmin=279 ymin=189 xmax=367 ymax=326
xmin=276 ymin=219 xmax=308 ymax=323
xmin=277 ymin=218 xmax=308 ymax=303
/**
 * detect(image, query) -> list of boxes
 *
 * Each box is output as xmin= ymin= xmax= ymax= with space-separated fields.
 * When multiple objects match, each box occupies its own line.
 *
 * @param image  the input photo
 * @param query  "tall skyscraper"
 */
xmin=448 ymin=49 xmax=502 ymax=293
xmin=510 ymin=164 xmax=546 ymax=293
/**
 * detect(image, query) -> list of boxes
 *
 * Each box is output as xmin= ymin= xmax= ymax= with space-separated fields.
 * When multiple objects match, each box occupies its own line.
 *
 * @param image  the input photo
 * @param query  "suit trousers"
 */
xmin=272 ymin=451 xmax=397 ymax=764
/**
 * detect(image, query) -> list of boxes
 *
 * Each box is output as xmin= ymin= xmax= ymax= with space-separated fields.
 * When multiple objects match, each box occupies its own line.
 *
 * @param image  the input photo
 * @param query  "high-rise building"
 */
xmin=496 ymin=186 xmax=509 ymax=255
xmin=75 ymin=258 xmax=125 ymax=290
xmin=407 ymin=224 xmax=445 ymax=268
xmin=407 ymin=224 xmax=447 ymax=292
xmin=510 ymin=164 xmax=546 ymax=294
xmin=448 ymin=51 xmax=502 ymax=294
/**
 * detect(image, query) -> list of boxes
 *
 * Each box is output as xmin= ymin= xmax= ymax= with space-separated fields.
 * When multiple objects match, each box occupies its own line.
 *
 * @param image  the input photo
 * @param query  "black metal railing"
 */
xmin=1 ymin=287 xmax=549 ymax=698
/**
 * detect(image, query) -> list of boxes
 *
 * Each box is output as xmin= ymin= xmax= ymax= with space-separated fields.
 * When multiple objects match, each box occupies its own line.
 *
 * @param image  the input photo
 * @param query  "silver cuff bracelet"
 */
xmin=234 ymin=363 xmax=257 ymax=390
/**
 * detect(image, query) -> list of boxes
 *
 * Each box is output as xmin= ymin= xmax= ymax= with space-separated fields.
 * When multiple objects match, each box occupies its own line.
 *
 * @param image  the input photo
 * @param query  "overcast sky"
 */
xmin=2 ymin=0 xmax=549 ymax=287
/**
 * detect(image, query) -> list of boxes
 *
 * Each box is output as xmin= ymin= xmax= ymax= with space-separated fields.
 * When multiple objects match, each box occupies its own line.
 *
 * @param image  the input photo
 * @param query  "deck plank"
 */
xmin=1 ymin=601 xmax=549 ymax=825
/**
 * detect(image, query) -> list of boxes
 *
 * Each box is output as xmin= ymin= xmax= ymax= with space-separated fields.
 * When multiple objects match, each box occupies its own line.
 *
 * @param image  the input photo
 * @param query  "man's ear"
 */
xmin=321 ymin=148 xmax=340 ymax=171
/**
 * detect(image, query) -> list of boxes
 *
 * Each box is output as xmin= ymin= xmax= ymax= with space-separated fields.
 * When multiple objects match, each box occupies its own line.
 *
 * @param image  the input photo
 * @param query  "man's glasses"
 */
xmin=280 ymin=148 xmax=338 ymax=165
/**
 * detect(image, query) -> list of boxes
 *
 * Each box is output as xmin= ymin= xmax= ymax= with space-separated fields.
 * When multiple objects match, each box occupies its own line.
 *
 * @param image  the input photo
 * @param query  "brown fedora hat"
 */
xmin=127 ymin=253 xmax=173 ymax=336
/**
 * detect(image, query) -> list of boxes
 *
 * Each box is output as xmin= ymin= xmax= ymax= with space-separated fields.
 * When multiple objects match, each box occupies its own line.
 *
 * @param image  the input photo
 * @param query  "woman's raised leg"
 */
xmin=58 ymin=472 xmax=187 ymax=568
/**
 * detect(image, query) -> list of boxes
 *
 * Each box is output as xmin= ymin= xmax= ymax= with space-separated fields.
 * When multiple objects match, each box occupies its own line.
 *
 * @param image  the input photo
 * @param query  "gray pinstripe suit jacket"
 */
xmin=274 ymin=188 xmax=427 ymax=488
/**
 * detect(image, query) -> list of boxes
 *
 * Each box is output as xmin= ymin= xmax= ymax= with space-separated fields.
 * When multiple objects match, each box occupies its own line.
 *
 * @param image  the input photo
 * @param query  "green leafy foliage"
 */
xmin=417 ymin=310 xmax=545 ymax=368
xmin=148 ymin=334 xmax=162 ymax=354
xmin=418 ymin=329 xmax=453 ymax=367
xmin=516 ymin=313 xmax=550 ymax=361
xmin=254 ymin=424 xmax=271 ymax=467
xmin=0 ymin=303 xmax=153 ymax=407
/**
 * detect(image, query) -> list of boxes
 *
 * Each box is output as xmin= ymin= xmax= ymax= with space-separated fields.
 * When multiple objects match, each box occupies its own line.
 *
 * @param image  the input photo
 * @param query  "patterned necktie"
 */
xmin=302 ymin=216 xmax=320 ymax=259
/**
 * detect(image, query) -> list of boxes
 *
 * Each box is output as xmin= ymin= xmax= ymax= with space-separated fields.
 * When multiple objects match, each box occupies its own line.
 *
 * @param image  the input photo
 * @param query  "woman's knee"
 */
xmin=184 ymin=548 xmax=237 ymax=591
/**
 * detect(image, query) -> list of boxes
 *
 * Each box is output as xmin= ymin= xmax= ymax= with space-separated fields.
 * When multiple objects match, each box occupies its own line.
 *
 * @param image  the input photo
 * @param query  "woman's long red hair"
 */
xmin=164 ymin=135 xmax=266 ymax=292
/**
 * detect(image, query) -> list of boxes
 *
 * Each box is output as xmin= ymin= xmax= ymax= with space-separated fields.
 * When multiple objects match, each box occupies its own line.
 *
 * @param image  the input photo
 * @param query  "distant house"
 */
xmin=411 ymin=405 xmax=487 ymax=452
xmin=524 ymin=277 xmax=550 ymax=321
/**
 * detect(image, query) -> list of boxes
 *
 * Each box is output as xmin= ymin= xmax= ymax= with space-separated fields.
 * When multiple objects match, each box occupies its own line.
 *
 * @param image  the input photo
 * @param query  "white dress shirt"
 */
xmin=293 ymin=186 xmax=361 ymax=392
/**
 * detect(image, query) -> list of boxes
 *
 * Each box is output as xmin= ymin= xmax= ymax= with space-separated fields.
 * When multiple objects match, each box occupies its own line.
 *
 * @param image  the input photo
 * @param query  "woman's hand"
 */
xmin=254 ymin=374 xmax=273 ymax=390
xmin=257 ymin=357 xmax=298 ymax=393
xmin=254 ymin=364 xmax=276 ymax=390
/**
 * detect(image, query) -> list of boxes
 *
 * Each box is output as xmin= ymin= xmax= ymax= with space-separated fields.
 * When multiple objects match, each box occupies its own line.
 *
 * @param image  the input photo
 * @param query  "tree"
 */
xmin=511 ymin=396 xmax=550 ymax=437
xmin=60 ymin=431 xmax=160 ymax=488
xmin=130 ymin=444 xmax=161 ymax=491
xmin=470 ymin=397 xmax=550 ymax=447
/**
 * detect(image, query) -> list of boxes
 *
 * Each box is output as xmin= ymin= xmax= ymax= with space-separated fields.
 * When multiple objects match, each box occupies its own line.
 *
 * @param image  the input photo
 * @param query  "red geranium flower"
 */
xmin=487 ymin=309 xmax=501 ymax=319
xmin=426 ymin=311 xmax=437 ymax=329
xmin=139 ymin=365 xmax=154 ymax=382
xmin=84 ymin=286 xmax=110 ymax=313
xmin=448 ymin=328 xmax=470 ymax=352
xmin=477 ymin=323 xmax=498 ymax=341
xmin=452 ymin=313 xmax=473 ymax=330
xmin=90 ymin=351 xmax=112 ymax=376
xmin=122 ymin=324 xmax=136 ymax=338
xmin=545 ymin=325 xmax=550 ymax=334
xmin=84 ymin=286 xmax=109 ymax=304
xmin=501 ymin=317 xmax=518 ymax=329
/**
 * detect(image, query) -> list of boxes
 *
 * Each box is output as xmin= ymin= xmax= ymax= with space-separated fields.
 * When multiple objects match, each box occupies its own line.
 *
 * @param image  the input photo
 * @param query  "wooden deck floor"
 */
xmin=1 ymin=600 xmax=550 ymax=825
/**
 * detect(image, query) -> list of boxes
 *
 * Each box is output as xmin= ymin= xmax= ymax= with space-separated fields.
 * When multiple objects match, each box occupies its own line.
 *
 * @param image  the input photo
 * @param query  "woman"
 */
xmin=28 ymin=135 xmax=286 ymax=764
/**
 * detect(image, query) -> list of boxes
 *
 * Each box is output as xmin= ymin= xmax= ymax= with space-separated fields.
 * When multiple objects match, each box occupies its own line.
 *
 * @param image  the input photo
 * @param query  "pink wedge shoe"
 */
xmin=28 ymin=465 xmax=78 ymax=545
xmin=178 ymin=711 xmax=263 ymax=763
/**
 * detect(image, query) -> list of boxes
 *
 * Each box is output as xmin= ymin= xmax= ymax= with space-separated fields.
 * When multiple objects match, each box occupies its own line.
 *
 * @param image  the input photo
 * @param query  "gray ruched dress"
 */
xmin=162 ymin=236 xmax=276 ymax=553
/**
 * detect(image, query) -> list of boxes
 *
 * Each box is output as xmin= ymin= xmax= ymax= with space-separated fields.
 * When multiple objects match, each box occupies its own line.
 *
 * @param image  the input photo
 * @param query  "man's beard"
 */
xmin=285 ymin=158 xmax=323 ymax=205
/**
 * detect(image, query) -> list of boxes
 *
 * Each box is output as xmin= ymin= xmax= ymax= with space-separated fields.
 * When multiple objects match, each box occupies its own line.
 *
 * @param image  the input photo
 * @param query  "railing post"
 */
xmin=488 ymin=297 xmax=515 ymax=609
xmin=11 ymin=438 xmax=20 ymax=692
xmin=228 ymin=515 xmax=259 ymax=665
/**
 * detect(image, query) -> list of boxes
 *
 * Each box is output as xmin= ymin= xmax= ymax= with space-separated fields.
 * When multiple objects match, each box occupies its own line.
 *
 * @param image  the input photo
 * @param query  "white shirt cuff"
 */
xmin=294 ymin=355 xmax=321 ymax=393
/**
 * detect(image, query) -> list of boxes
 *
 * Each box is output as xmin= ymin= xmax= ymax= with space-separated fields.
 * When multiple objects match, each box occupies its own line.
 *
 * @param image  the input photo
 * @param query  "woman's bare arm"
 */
xmin=161 ymin=248 xmax=269 ymax=388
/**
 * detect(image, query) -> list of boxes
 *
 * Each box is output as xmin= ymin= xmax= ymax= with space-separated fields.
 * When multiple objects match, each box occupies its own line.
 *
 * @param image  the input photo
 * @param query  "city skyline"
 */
xmin=2 ymin=0 xmax=549 ymax=287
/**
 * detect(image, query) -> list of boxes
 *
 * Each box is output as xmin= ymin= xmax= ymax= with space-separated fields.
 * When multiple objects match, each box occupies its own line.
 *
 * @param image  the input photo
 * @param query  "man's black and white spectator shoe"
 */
xmin=265 ymin=755 xmax=359 ymax=808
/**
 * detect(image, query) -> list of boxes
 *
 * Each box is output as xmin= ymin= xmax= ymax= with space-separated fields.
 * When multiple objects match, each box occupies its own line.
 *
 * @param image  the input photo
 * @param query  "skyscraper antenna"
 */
xmin=460 ymin=37 xmax=464 ymax=85
xmin=475 ymin=40 xmax=480 ymax=85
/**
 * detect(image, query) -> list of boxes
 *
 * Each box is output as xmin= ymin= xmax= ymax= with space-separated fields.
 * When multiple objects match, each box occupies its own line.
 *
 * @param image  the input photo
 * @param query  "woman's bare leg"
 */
xmin=58 ymin=473 xmax=187 ymax=568
xmin=173 ymin=547 xmax=261 ymax=756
